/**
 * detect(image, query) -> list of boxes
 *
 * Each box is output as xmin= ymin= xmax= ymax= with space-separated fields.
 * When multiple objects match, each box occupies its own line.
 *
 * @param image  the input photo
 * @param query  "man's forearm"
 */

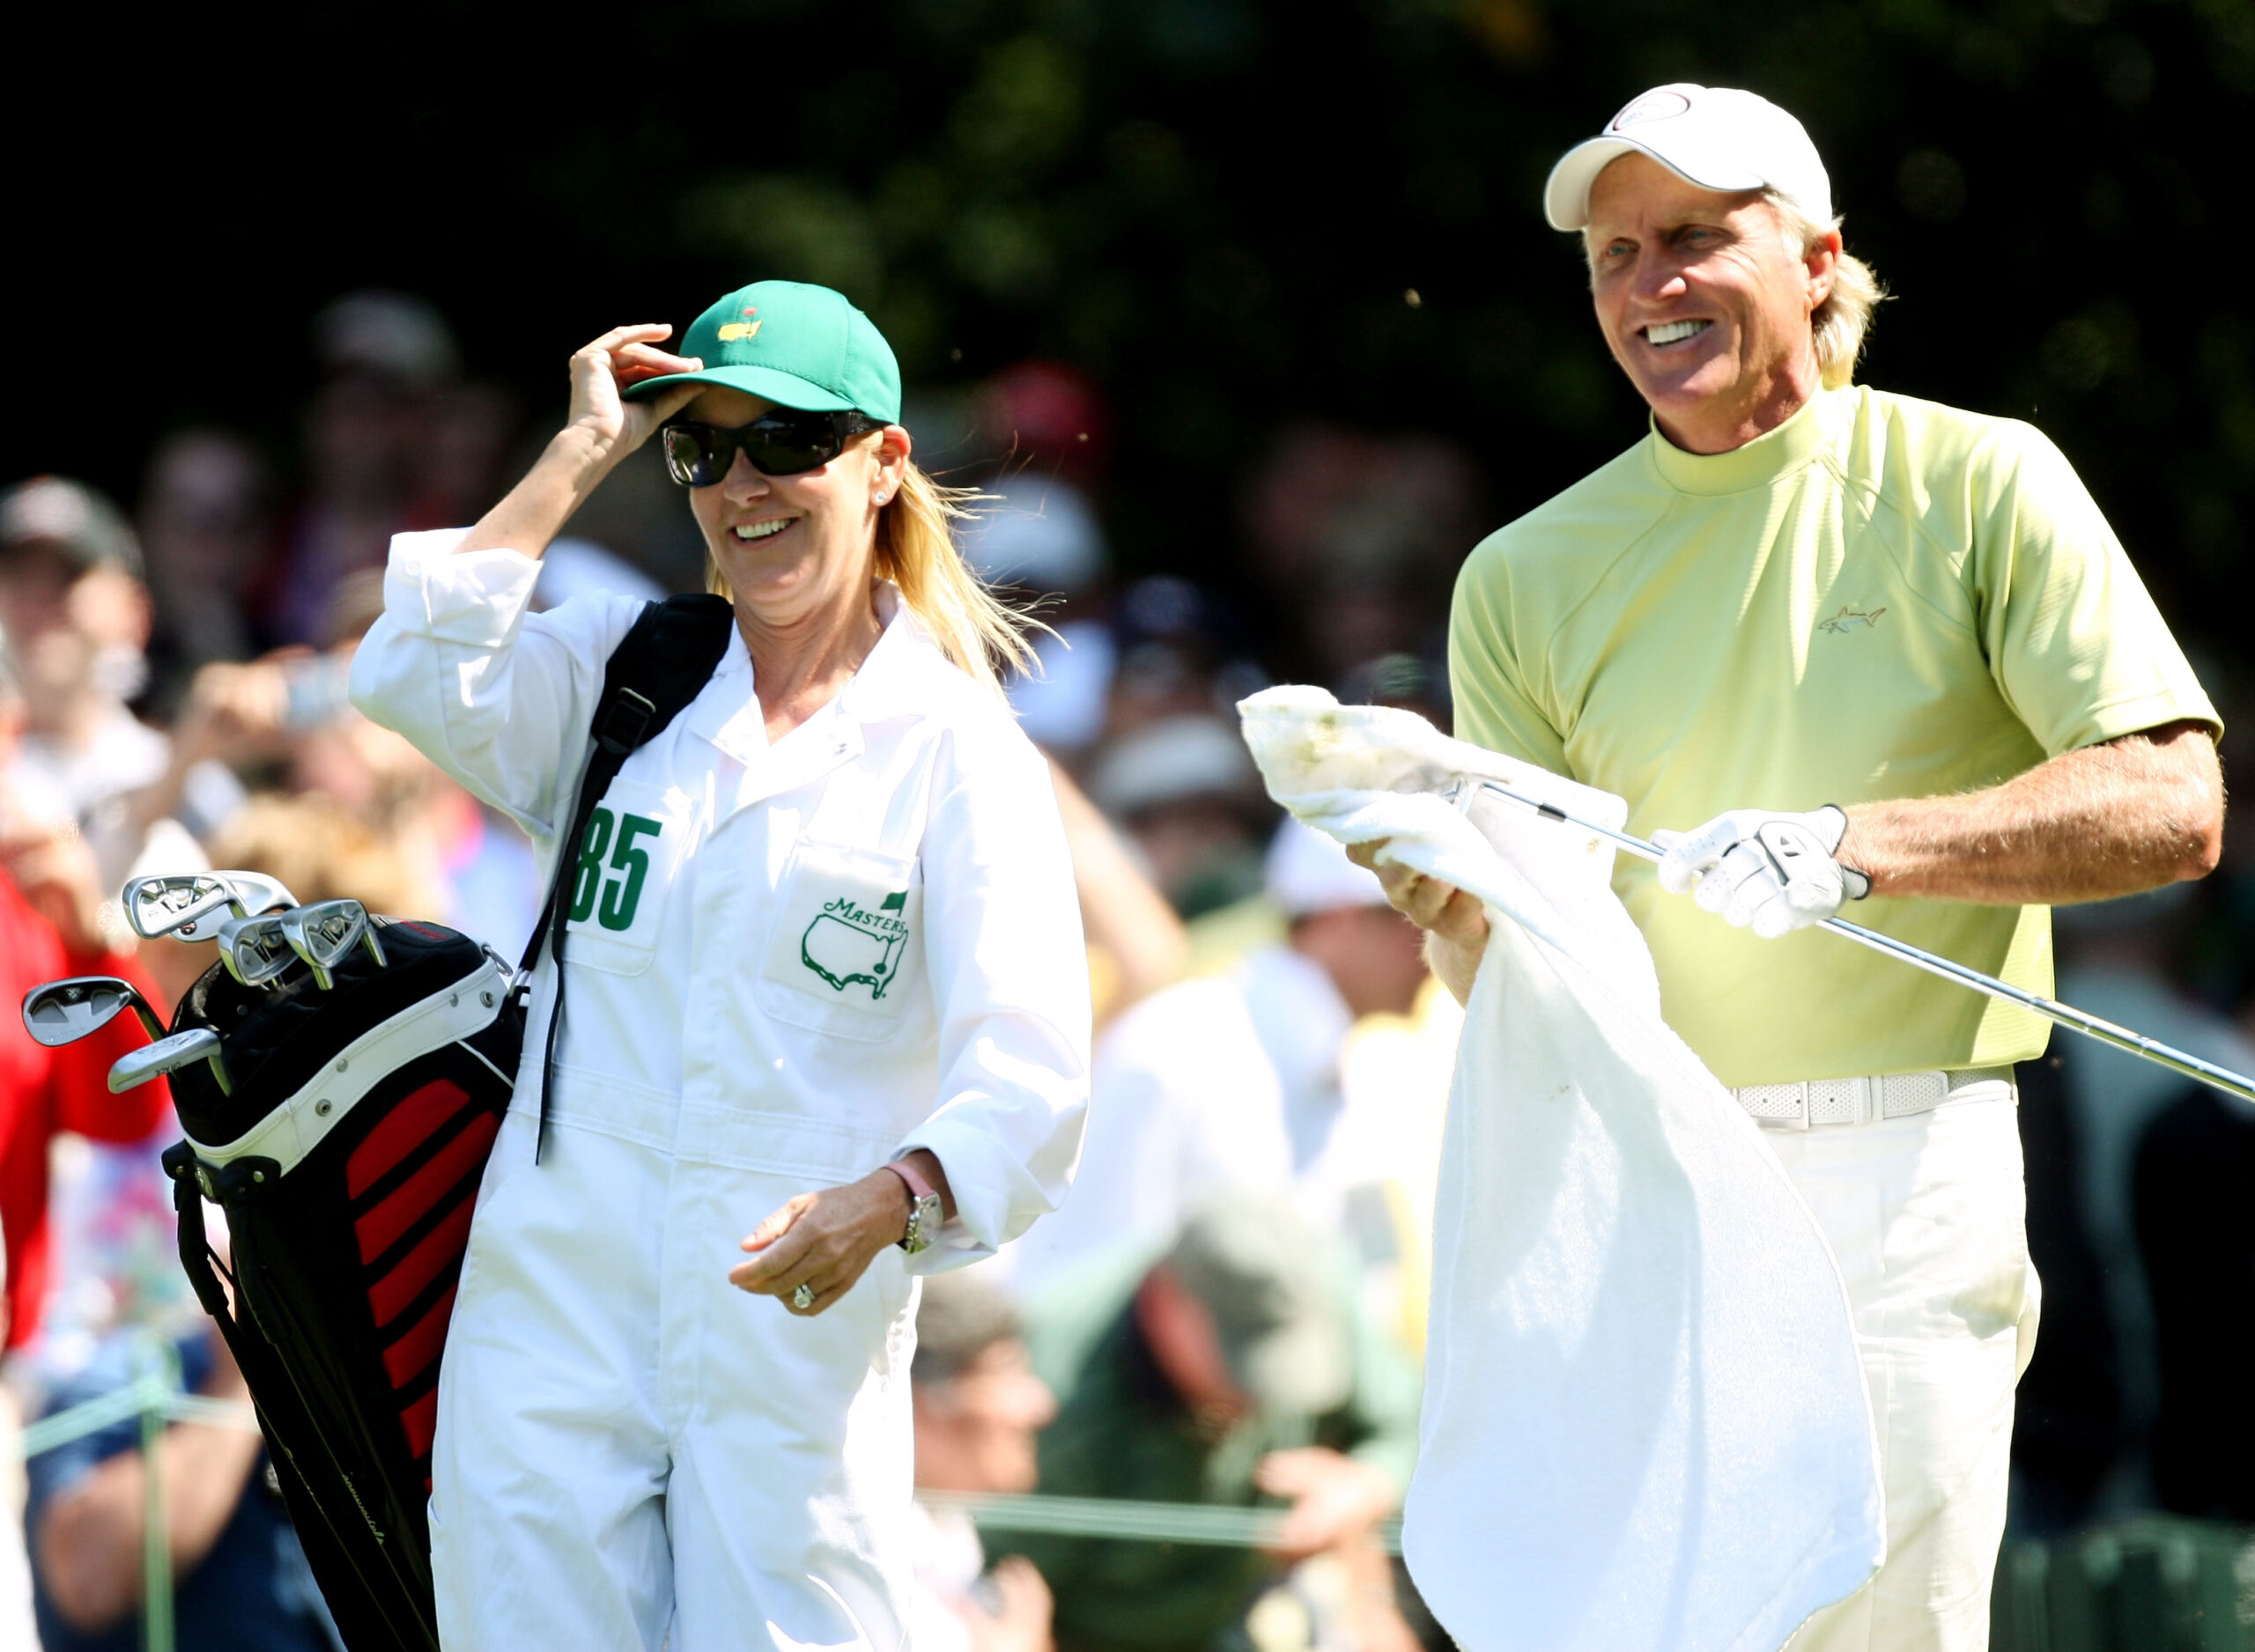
xmin=1838 ymin=720 xmax=2222 ymax=905
xmin=37 ymin=1419 xmax=262 ymax=1630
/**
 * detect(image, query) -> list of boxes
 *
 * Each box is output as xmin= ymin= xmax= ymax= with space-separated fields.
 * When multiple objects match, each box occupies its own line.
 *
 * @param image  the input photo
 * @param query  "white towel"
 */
xmin=1238 ymin=687 xmax=1883 ymax=1652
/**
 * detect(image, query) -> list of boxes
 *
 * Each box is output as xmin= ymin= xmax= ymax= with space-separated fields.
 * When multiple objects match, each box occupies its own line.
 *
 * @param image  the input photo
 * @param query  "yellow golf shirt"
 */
xmin=1450 ymin=385 xmax=2217 ymax=1088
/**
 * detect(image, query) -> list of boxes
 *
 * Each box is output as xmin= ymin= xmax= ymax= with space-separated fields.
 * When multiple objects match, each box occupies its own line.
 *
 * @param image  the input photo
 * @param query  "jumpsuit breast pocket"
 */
xmin=559 ymin=778 xmax=691 ymax=977
xmin=756 ymin=837 xmax=925 ymax=1042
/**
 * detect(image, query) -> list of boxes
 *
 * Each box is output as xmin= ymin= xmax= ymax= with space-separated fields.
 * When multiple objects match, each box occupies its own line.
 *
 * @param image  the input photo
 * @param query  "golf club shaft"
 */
xmin=1471 ymin=779 xmax=2255 ymax=1107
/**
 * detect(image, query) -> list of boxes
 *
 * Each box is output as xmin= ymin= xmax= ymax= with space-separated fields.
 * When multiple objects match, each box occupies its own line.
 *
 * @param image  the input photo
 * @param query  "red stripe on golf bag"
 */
xmin=368 ymin=1195 xmax=478 ymax=1330
xmin=383 ymin=1283 xmax=458 ymax=1392
xmin=350 ymin=1075 xmax=478 ymax=1198
xmin=339 ymin=1078 xmax=499 ymax=1504
xmin=351 ymin=1093 xmax=496 ymax=1260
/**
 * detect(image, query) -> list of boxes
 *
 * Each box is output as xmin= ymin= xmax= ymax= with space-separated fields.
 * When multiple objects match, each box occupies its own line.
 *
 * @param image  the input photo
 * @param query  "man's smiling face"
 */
xmin=1585 ymin=151 xmax=1835 ymax=454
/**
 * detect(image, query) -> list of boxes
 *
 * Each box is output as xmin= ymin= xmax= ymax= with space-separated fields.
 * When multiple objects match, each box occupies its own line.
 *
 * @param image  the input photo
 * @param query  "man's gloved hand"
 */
xmin=1653 ymin=805 xmax=1872 ymax=939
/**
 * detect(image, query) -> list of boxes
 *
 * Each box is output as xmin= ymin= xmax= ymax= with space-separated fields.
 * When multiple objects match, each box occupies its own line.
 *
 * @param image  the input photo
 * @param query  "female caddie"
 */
xmin=349 ymin=280 xmax=1090 ymax=1649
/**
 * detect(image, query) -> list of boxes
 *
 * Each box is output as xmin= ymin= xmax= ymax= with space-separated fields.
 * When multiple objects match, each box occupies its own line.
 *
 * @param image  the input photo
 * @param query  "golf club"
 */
xmin=122 ymin=870 xmax=300 ymax=943
xmin=1457 ymin=776 xmax=2255 ymax=1107
xmin=21 ymin=976 xmax=166 ymax=1046
xmin=280 ymin=899 xmax=387 ymax=989
xmin=218 ymin=912 xmax=299 ymax=988
xmin=109 ymin=1027 xmax=232 ymax=1096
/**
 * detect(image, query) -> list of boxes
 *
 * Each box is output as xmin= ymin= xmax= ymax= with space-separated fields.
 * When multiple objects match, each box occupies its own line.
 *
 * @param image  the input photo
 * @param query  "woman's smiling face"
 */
xmin=679 ymin=385 xmax=910 ymax=631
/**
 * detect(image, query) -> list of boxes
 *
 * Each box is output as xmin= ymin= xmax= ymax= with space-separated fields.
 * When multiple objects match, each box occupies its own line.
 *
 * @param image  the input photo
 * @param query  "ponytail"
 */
xmin=874 ymin=463 xmax=1039 ymax=696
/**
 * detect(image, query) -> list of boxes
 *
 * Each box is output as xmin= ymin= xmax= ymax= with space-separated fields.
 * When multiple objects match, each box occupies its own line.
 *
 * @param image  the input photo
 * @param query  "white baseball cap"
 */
xmin=1542 ymin=83 xmax=1832 ymax=232
xmin=1264 ymin=818 xmax=1387 ymax=918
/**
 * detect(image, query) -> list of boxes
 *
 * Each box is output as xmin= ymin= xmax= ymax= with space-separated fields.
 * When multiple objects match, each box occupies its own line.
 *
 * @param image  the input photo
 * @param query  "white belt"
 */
xmin=1732 ymin=1066 xmax=2014 ymax=1129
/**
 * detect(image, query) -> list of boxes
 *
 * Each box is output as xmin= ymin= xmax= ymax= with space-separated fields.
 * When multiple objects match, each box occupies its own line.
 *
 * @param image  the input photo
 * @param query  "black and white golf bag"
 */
xmin=162 ymin=921 xmax=520 ymax=1652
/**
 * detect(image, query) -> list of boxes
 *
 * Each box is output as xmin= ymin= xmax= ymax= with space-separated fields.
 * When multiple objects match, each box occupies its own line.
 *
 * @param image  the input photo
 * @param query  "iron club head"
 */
xmin=109 ymin=1027 xmax=231 ymax=1096
xmin=122 ymin=871 xmax=299 ymax=942
xmin=21 ymin=976 xmax=166 ymax=1045
xmin=279 ymin=900 xmax=385 ymax=989
xmin=218 ymin=913 xmax=297 ymax=988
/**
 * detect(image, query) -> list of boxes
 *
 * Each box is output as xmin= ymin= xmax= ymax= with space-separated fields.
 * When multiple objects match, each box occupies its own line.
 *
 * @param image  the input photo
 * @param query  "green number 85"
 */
xmin=568 ymin=807 xmax=663 ymax=932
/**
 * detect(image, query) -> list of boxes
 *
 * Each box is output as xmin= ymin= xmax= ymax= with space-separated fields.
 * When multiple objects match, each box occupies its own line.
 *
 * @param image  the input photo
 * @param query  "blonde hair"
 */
xmin=705 ymin=456 xmax=1039 ymax=697
xmin=1765 ymin=190 xmax=1887 ymax=389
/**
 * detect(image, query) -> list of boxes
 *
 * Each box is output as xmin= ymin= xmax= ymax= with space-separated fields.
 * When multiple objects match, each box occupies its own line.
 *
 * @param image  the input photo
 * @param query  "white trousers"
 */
xmin=1765 ymin=1089 xmax=2037 ymax=1652
xmin=430 ymin=1106 xmax=920 ymax=1652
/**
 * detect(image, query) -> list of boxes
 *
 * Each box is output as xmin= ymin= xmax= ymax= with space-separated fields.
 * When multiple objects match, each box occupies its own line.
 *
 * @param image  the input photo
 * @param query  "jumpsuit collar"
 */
xmin=690 ymin=583 xmax=949 ymax=804
xmin=837 ymin=581 xmax=949 ymax=725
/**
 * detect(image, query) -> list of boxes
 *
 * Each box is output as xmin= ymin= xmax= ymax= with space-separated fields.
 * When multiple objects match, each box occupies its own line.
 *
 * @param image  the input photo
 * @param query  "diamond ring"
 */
xmin=791 ymin=1283 xmax=815 ymax=1310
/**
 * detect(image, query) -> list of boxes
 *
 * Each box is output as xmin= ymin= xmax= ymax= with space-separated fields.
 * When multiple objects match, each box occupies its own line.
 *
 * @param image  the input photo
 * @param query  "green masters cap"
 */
xmin=625 ymin=279 xmax=902 ymax=424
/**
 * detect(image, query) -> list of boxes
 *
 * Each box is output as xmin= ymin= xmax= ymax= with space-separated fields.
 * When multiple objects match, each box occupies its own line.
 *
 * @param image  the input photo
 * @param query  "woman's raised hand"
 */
xmin=566 ymin=324 xmax=705 ymax=456
xmin=451 ymin=325 xmax=705 ymax=558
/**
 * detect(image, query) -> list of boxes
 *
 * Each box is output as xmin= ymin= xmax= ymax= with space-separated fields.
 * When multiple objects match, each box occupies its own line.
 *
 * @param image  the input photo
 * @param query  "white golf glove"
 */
xmin=1653 ymin=805 xmax=1872 ymax=939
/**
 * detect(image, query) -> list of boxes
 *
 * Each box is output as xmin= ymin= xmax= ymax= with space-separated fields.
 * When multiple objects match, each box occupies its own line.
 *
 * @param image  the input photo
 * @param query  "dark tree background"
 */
xmin=9 ymin=0 xmax=2253 ymax=669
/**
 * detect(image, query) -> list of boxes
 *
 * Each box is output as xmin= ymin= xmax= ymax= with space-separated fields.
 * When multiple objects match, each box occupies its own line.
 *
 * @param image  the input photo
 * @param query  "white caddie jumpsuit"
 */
xmin=349 ymin=530 xmax=1091 ymax=1652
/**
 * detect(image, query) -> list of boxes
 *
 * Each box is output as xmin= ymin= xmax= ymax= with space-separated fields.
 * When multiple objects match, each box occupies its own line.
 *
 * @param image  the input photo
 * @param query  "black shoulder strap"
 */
xmin=523 ymin=593 xmax=735 ymax=1158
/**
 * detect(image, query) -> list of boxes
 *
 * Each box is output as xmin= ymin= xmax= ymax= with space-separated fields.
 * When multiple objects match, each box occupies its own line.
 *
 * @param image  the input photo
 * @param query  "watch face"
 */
xmin=902 ymin=1191 xmax=943 ymax=1255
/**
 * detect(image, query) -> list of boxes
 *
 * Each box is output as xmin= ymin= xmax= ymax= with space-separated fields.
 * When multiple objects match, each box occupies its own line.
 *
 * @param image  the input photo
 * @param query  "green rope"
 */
xmin=921 ymin=1491 xmax=1403 ymax=1555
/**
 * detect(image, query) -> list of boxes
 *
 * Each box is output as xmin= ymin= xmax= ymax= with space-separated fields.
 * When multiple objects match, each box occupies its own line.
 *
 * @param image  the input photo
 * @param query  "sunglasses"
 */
xmin=659 ymin=409 xmax=886 ymax=487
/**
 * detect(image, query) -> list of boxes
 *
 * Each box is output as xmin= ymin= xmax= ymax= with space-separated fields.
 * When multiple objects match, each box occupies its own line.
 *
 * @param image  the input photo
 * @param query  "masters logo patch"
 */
xmin=801 ymin=889 xmax=910 ymax=999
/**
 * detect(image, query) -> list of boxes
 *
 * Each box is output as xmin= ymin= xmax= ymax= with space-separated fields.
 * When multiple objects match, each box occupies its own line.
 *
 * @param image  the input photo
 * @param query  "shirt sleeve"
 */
xmin=894 ymin=721 xmax=1092 ymax=1272
xmin=347 ymin=529 xmax=644 ymax=842
xmin=1969 ymin=425 xmax=2220 ymax=756
xmin=1447 ymin=539 xmax=1574 ymax=771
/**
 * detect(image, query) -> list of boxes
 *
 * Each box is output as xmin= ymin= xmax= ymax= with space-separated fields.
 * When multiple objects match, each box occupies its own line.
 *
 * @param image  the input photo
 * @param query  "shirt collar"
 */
xmin=682 ymin=618 xmax=760 ymax=760
xmin=1645 ymin=384 xmax=1842 ymax=498
xmin=684 ymin=580 xmax=953 ymax=760
xmin=837 ymin=582 xmax=956 ymax=724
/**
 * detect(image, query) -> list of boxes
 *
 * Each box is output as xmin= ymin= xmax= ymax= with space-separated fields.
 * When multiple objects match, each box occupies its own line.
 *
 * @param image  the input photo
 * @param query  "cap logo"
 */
xmin=717 ymin=306 xmax=761 ymax=343
xmin=1608 ymin=89 xmax=1691 ymax=131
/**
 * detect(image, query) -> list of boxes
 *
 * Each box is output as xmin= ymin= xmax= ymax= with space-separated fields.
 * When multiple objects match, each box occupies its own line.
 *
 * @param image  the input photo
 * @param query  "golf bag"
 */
xmin=158 ymin=593 xmax=736 ymax=1650
xmin=163 ymin=923 xmax=519 ymax=1651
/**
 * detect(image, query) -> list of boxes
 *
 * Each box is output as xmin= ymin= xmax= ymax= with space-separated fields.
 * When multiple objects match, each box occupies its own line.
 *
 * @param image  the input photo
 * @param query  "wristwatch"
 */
xmin=884 ymin=1159 xmax=944 ymax=1257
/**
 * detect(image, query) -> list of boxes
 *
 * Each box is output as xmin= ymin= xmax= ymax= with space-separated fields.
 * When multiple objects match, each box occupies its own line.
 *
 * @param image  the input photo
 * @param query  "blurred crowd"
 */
xmin=4 ymin=291 xmax=2252 ymax=1652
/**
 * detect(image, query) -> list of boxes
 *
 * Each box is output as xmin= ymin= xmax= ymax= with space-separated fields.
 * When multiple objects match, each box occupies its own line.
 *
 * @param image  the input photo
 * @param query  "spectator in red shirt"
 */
xmin=1 ymin=634 xmax=173 ymax=1356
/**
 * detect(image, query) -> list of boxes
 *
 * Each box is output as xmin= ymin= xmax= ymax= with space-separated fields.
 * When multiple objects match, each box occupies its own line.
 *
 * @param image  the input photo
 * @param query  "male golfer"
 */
xmin=1364 ymin=85 xmax=2222 ymax=1649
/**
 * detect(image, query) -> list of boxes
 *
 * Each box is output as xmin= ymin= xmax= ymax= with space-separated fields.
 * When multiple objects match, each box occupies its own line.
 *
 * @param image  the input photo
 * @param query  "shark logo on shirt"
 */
xmin=1818 ymin=606 xmax=1888 ymax=634
xmin=801 ymin=889 xmax=910 ymax=999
